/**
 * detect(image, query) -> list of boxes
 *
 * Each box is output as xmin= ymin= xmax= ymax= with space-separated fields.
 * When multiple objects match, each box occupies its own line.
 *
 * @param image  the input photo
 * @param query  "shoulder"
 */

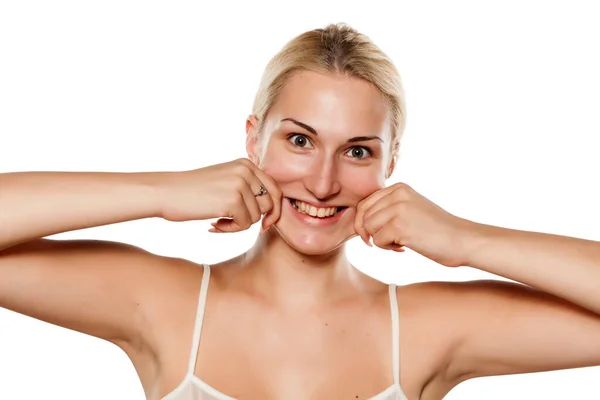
xmin=395 ymin=278 xmax=526 ymax=319
xmin=132 ymin=254 xmax=207 ymax=344
xmin=391 ymin=281 xmax=466 ymax=392
xmin=0 ymin=238 xmax=209 ymax=396
xmin=122 ymin=253 xmax=207 ymax=395
xmin=393 ymin=279 xmax=541 ymax=386
xmin=394 ymin=278 xmax=527 ymax=347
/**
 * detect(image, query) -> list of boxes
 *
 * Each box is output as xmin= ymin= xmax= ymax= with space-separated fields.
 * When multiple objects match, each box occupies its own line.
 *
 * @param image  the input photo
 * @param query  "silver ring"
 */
xmin=255 ymin=185 xmax=267 ymax=197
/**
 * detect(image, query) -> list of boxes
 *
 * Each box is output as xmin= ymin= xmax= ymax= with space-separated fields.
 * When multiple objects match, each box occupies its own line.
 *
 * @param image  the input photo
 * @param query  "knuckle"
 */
xmin=241 ymin=165 xmax=255 ymax=180
xmin=238 ymin=157 xmax=253 ymax=167
xmin=372 ymin=238 xmax=383 ymax=248
xmin=229 ymin=192 xmax=245 ymax=208
xmin=397 ymin=182 xmax=414 ymax=196
xmin=391 ymin=216 xmax=404 ymax=232
xmin=391 ymin=185 xmax=406 ymax=198
xmin=235 ymin=157 xmax=250 ymax=166
xmin=363 ymin=219 xmax=374 ymax=234
xmin=261 ymin=196 xmax=273 ymax=209
xmin=234 ymin=214 xmax=251 ymax=229
xmin=248 ymin=213 xmax=260 ymax=228
xmin=355 ymin=202 xmax=364 ymax=214
xmin=372 ymin=235 xmax=386 ymax=248
xmin=259 ymin=204 xmax=272 ymax=218
xmin=239 ymin=221 xmax=251 ymax=230
xmin=222 ymin=201 xmax=235 ymax=216
xmin=233 ymin=160 xmax=251 ymax=174
xmin=232 ymin=175 xmax=248 ymax=190
xmin=396 ymin=200 xmax=408 ymax=213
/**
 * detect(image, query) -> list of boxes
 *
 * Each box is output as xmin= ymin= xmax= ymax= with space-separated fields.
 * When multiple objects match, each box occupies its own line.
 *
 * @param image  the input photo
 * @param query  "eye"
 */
xmin=345 ymin=146 xmax=372 ymax=159
xmin=288 ymin=134 xmax=313 ymax=148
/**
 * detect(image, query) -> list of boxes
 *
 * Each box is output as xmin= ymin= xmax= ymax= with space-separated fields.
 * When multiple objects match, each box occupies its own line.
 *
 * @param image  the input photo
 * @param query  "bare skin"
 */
xmin=146 ymin=257 xmax=453 ymax=400
xmin=1 ymin=71 xmax=600 ymax=400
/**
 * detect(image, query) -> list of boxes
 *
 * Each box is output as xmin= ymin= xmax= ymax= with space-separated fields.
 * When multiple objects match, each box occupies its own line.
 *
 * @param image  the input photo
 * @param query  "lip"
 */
xmin=285 ymin=197 xmax=348 ymax=227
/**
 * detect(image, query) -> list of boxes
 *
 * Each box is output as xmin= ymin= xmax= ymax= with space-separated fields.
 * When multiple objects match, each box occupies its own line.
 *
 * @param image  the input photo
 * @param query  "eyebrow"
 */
xmin=281 ymin=117 xmax=383 ymax=143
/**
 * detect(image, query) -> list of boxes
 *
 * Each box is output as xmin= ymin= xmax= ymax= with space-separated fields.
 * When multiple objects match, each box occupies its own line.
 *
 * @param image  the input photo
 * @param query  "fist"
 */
xmin=355 ymin=183 xmax=477 ymax=268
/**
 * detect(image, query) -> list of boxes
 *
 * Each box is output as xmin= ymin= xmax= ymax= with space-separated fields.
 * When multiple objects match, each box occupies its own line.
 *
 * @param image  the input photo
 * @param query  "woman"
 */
xmin=1 ymin=23 xmax=600 ymax=400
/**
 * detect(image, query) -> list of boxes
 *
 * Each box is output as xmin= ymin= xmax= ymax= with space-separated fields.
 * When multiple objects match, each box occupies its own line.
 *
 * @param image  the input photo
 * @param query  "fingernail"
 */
xmin=392 ymin=244 xmax=405 ymax=252
xmin=260 ymin=225 xmax=270 ymax=235
xmin=363 ymin=236 xmax=373 ymax=247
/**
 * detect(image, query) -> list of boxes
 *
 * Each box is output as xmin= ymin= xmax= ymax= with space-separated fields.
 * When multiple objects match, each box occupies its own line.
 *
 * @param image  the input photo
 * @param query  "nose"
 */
xmin=303 ymin=154 xmax=342 ymax=201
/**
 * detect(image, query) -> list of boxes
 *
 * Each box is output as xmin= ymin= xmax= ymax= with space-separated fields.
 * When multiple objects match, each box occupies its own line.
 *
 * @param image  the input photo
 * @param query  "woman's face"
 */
xmin=248 ymin=70 xmax=393 ymax=255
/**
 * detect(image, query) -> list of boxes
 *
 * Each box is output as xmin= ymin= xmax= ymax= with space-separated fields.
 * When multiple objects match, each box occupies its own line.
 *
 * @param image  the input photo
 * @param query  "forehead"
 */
xmin=266 ymin=70 xmax=390 ymax=139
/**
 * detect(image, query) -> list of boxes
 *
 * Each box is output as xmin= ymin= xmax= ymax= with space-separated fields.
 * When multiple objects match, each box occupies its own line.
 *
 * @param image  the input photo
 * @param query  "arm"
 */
xmin=441 ymin=223 xmax=600 ymax=383
xmin=0 ymin=171 xmax=166 ymax=347
xmin=0 ymin=171 xmax=164 ymax=251
xmin=466 ymin=223 xmax=600 ymax=315
xmin=355 ymin=182 xmax=600 ymax=384
xmin=0 ymin=162 xmax=280 ymax=349
xmin=0 ymin=238 xmax=175 ymax=347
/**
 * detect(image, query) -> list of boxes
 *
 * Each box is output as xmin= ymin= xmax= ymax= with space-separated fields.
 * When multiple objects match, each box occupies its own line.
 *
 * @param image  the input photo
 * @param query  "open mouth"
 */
xmin=289 ymin=198 xmax=347 ymax=219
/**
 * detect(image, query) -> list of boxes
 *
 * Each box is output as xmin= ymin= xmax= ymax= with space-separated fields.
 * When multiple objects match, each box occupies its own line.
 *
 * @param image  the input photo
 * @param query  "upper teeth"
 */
xmin=292 ymin=199 xmax=339 ymax=218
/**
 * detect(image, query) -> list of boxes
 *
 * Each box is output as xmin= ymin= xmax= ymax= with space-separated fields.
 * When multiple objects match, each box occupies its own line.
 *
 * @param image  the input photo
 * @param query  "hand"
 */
xmin=354 ymin=182 xmax=477 ymax=268
xmin=157 ymin=158 xmax=282 ymax=233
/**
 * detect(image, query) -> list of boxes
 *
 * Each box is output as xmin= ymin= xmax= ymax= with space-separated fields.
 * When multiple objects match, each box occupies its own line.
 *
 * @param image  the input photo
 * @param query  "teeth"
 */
xmin=292 ymin=199 xmax=340 ymax=218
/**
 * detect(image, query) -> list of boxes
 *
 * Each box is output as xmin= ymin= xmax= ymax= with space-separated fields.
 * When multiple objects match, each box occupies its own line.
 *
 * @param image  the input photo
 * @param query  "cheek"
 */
xmin=340 ymin=168 xmax=385 ymax=199
xmin=260 ymin=148 xmax=308 ymax=184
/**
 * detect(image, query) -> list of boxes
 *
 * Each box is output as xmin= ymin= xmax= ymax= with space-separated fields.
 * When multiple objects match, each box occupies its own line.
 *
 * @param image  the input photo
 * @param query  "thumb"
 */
xmin=211 ymin=218 xmax=244 ymax=233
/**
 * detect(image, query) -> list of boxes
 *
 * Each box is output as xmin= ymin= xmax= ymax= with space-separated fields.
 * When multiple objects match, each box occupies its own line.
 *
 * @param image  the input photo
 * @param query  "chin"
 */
xmin=275 ymin=227 xmax=348 ymax=255
xmin=272 ymin=197 xmax=356 ymax=256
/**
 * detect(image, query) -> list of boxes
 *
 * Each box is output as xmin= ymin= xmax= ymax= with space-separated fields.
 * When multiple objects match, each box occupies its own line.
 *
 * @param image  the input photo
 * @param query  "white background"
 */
xmin=1 ymin=0 xmax=599 ymax=398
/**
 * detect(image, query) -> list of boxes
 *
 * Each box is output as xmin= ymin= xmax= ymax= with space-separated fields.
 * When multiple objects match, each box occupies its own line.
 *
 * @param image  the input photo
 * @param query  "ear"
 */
xmin=386 ymin=156 xmax=396 ymax=179
xmin=246 ymin=115 xmax=260 ymax=165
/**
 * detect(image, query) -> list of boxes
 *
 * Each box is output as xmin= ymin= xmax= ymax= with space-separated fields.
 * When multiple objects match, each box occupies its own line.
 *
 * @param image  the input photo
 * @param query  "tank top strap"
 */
xmin=187 ymin=264 xmax=211 ymax=375
xmin=388 ymin=284 xmax=400 ymax=386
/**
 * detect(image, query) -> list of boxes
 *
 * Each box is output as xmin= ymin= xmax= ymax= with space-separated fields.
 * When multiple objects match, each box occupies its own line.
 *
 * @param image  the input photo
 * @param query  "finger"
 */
xmin=238 ymin=158 xmax=280 ymax=218
xmin=208 ymin=223 xmax=226 ymax=233
xmin=370 ymin=219 xmax=404 ymax=251
xmin=391 ymin=244 xmax=405 ymax=252
xmin=240 ymin=180 xmax=263 ymax=225
xmin=235 ymin=162 xmax=265 ymax=222
xmin=220 ymin=165 xmax=277 ymax=233
xmin=251 ymin=167 xmax=283 ymax=229
xmin=363 ymin=191 xmax=398 ymax=222
xmin=355 ymin=187 xmax=393 ymax=244
xmin=214 ymin=192 xmax=254 ymax=232
xmin=363 ymin=203 xmax=401 ymax=239
xmin=253 ymin=184 xmax=274 ymax=215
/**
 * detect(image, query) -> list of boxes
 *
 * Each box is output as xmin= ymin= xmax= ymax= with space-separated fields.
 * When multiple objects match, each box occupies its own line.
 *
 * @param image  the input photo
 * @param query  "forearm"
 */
xmin=466 ymin=222 xmax=600 ymax=315
xmin=0 ymin=171 xmax=166 ymax=251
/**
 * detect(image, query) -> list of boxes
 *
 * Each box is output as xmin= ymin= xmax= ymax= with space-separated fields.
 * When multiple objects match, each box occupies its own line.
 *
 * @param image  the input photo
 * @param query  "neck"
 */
xmin=237 ymin=228 xmax=359 ymax=308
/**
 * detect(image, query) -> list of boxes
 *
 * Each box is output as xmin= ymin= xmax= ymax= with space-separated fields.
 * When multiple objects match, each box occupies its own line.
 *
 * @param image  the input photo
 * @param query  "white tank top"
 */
xmin=161 ymin=264 xmax=410 ymax=400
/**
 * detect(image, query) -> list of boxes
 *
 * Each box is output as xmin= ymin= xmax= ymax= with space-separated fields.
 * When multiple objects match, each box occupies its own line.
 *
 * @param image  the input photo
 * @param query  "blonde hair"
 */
xmin=252 ymin=23 xmax=407 ymax=166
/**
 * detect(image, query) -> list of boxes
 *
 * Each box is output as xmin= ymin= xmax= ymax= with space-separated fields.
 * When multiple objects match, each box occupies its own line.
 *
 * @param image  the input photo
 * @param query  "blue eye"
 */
xmin=288 ymin=134 xmax=313 ymax=148
xmin=346 ymin=146 xmax=371 ymax=159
